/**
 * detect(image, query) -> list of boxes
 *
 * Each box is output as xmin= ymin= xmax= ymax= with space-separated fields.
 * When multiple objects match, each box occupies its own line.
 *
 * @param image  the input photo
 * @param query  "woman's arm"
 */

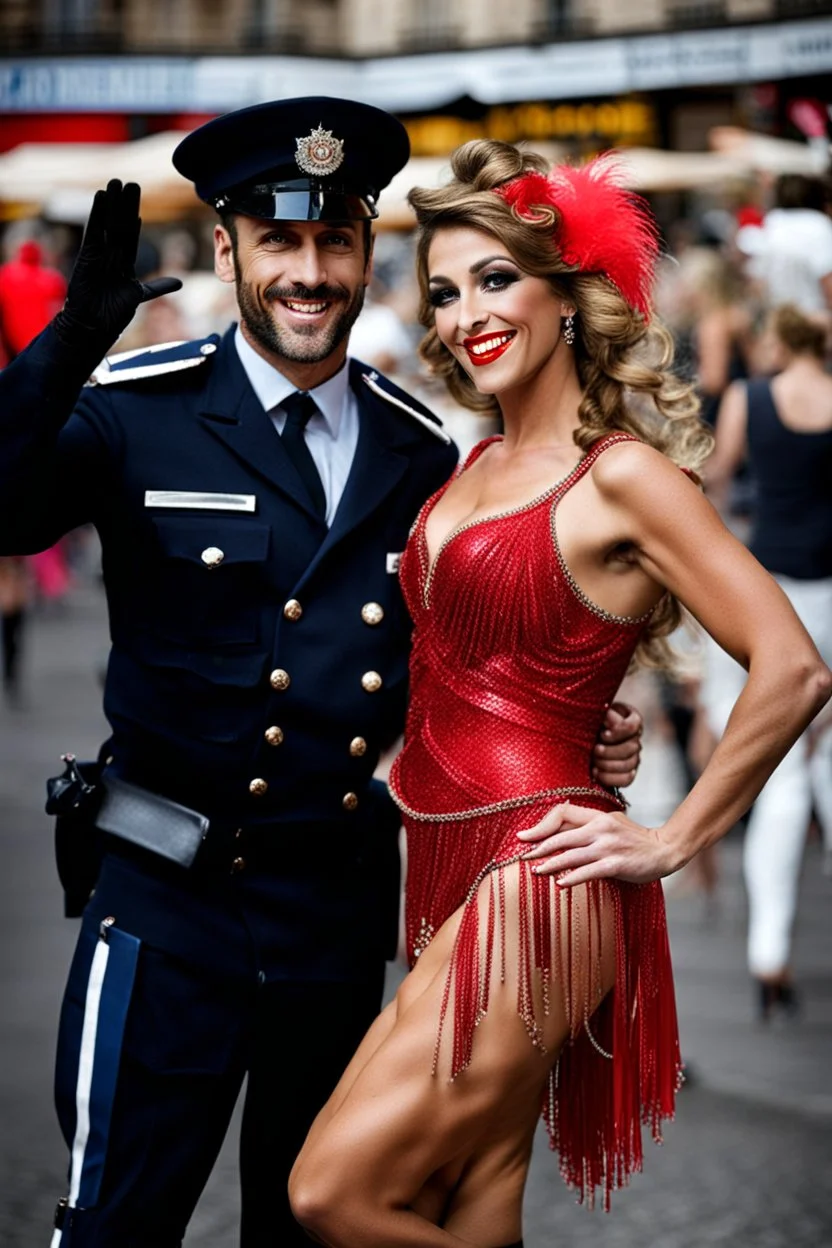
xmin=518 ymin=443 xmax=832 ymax=885
xmin=694 ymin=310 xmax=733 ymax=398
xmin=703 ymin=380 xmax=748 ymax=512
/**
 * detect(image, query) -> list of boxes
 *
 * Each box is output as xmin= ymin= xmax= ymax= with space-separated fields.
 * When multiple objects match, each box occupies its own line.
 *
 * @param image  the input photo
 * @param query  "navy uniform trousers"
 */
xmin=53 ymin=824 xmax=391 ymax=1248
xmin=0 ymin=324 xmax=458 ymax=1246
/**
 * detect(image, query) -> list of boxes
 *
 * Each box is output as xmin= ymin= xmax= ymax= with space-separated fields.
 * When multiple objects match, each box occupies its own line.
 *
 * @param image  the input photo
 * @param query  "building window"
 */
xmin=402 ymin=0 xmax=460 ymax=50
xmin=665 ymin=0 xmax=728 ymax=28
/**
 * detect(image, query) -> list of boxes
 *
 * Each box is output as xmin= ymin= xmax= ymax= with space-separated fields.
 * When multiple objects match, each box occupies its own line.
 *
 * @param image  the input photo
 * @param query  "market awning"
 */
xmin=0 ymin=129 xmax=824 ymax=226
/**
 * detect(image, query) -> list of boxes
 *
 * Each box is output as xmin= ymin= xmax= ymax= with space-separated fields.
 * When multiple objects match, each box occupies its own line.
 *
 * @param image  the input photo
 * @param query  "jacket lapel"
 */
xmin=292 ymin=362 xmax=410 ymax=589
xmin=197 ymin=327 xmax=321 ymax=520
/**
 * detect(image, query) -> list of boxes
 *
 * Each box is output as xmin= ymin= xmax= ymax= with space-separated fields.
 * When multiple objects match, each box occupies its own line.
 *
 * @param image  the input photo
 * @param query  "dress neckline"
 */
xmin=421 ymin=433 xmax=638 ymax=608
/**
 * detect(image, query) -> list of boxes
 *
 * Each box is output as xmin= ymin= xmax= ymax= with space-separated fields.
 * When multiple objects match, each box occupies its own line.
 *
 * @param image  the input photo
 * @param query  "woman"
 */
xmin=289 ymin=142 xmax=831 ymax=1246
xmin=706 ymin=303 xmax=832 ymax=1018
xmin=675 ymin=245 xmax=754 ymax=426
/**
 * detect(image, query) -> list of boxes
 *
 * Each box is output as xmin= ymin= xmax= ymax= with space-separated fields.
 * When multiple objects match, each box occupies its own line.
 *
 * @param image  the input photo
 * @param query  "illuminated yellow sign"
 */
xmin=405 ymin=99 xmax=658 ymax=155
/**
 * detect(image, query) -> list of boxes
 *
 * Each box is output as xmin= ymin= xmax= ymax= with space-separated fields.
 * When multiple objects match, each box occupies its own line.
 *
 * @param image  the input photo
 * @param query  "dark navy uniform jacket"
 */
xmin=0 ymin=322 xmax=458 ymax=982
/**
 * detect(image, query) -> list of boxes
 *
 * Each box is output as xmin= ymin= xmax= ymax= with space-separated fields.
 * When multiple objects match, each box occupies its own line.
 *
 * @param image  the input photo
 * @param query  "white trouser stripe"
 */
xmin=49 ymin=1228 xmax=63 ymax=1247
xmin=67 ymin=939 xmax=110 ymax=1208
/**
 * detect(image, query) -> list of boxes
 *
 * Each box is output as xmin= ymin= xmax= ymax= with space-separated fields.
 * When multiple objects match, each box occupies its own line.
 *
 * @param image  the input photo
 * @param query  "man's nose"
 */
xmin=289 ymin=243 xmax=327 ymax=291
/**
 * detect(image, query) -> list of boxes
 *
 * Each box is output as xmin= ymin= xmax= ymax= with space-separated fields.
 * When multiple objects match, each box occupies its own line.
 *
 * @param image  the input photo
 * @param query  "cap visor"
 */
xmin=223 ymin=188 xmax=377 ymax=221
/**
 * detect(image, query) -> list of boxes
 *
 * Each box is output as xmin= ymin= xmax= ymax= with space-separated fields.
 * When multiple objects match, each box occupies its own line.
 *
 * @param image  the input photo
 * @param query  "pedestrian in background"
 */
xmin=0 ymin=237 xmax=67 ymax=361
xmin=0 ymin=98 xmax=641 ymax=1247
xmin=0 ymin=554 xmax=30 ymax=702
xmin=0 ymin=237 xmax=74 ymax=685
xmin=707 ymin=302 xmax=832 ymax=1019
xmin=736 ymin=174 xmax=832 ymax=320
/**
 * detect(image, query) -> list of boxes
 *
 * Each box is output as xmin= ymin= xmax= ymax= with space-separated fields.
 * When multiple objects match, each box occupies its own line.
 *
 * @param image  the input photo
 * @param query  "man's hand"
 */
xmin=54 ymin=180 xmax=182 ymax=349
xmin=516 ymin=803 xmax=680 ymax=887
xmin=591 ymin=700 xmax=642 ymax=789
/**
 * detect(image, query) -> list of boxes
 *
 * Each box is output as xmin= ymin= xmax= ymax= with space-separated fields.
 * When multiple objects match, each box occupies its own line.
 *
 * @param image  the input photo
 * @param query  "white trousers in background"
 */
xmin=700 ymin=575 xmax=832 ymax=978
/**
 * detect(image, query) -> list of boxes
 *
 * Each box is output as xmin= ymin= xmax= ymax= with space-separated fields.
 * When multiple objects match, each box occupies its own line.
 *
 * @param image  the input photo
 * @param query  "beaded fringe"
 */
xmin=408 ymin=814 xmax=682 ymax=1211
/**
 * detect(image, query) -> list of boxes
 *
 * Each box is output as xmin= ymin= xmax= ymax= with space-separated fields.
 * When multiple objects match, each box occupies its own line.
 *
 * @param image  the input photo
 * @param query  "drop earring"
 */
xmin=562 ymin=313 xmax=576 ymax=346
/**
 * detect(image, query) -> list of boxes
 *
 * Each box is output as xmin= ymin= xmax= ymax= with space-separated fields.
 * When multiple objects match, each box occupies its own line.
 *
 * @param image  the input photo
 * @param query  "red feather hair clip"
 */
xmin=495 ymin=157 xmax=660 ymax=319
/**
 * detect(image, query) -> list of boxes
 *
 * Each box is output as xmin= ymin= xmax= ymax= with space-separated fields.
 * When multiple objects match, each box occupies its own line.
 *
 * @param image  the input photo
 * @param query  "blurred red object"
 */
xmin=0 ymin=239 xmax=67 ymax=358
xmin=735 ymin=206 xmax=765 ymax=229
xmin=788 ymin=100 xmax=828 ymax=141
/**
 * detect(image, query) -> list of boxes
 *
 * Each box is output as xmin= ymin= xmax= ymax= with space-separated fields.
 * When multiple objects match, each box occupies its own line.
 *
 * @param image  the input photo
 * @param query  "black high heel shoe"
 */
xmin=757 ymin=979 xmax=800 ymax=1023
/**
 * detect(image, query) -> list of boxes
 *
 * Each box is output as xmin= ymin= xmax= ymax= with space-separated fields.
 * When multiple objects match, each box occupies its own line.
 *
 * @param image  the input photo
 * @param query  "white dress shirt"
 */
xmin=235 ymin=326 xmax=360 ymax=526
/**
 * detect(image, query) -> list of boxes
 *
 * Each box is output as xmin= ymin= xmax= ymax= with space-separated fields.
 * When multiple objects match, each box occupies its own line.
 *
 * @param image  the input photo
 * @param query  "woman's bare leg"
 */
xmin=290 ymin=864 xmax=616 ymax=1248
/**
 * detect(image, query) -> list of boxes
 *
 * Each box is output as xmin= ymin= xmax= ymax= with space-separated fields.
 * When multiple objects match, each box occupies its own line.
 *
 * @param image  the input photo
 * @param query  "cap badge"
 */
xmin=295 ymin=125 xmax=345 ymax=177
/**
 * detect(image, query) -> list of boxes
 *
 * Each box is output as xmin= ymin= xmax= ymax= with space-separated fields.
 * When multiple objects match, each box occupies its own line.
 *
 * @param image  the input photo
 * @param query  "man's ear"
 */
xmin=214 ymin=224 xmax=236 ymax=285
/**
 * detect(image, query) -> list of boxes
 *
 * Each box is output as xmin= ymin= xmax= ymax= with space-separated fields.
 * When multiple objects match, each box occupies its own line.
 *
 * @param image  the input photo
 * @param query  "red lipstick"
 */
xmin=462 ymin=330 xmax=516 ymax=367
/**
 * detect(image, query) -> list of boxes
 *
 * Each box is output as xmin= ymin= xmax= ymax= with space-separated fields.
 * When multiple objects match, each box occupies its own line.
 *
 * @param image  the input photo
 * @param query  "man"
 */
xmin=0 ymin=98 xmax=641 ymax=1246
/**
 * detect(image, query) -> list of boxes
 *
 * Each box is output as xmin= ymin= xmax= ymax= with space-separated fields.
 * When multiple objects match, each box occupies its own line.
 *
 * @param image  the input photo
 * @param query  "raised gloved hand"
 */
xmin=54 ymin=179 xmax=183 ymax=349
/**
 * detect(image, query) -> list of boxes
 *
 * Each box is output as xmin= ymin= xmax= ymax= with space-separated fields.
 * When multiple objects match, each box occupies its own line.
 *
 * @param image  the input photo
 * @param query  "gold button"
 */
xmin=361 ymin=671 xmax=382 ymax=693
xmin=249 ymin=778 xmax=268 ymax=796
xmin=349 ymin=736 xmax=367 ymax=757
xmin=231 ymin=856 xmax=246 ymax=873
xmin=201 ymin=546 xmax=224 ymax=568
xmin=270 ymin=669 xmax=290 ymax=691
xmin=283 ymin=599 xmax=303 ymax=621
xmin=264 ymin=725 xmax=284 ymax=746
xmin=361 ymin=602 xmax=384 ymax=626
xmin=234 ymin=828 xmax=243 ymax=839
xmin=342 ymin=792 xmax=359 ymax=811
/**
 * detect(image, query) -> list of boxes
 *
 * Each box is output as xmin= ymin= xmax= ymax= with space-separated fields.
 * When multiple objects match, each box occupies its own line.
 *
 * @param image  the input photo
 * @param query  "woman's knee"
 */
xmin=288 ymin=1154 xmax=344 ymax=1239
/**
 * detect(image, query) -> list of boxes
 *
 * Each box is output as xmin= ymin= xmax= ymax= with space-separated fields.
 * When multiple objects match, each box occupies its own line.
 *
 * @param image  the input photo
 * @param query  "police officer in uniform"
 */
xmin=0 ymin=98 xmax=642 ymax=1247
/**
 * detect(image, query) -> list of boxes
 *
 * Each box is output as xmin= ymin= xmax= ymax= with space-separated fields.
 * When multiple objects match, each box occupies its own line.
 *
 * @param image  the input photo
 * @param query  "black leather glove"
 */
xmin=53 ymin=179 xmax=182 ymax=349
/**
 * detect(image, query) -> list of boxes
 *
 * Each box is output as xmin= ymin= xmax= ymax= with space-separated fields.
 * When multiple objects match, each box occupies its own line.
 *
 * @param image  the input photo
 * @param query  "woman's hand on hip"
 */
xmin=516 ymin=802 xmax=680 ymax=886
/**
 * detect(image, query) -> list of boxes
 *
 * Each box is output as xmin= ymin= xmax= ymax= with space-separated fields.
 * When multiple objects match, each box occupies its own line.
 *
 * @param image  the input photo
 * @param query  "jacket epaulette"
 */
xmin=87 ymin=335 xmax=222 ymax=387
xmin=358 ymin=365 xmax=452 ymax=445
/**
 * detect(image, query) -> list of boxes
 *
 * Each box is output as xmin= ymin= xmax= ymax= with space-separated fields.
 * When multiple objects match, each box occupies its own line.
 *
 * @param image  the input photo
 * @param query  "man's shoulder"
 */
xmin=350 ymin=359 xmax=452 ymax=447
xmin=86 ymin=334 xmax=222 ymax=389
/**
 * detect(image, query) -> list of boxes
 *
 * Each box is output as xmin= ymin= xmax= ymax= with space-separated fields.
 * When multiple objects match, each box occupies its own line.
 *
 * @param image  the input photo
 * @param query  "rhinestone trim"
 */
xmin=549 ymin=433 xmax=657 ymax=626
xmin=389 ymin=781 xmax=622 ymax=823
xmin=422 ymin=437 xmax=587 ymax=609
xmin=584 ymin=1016 xmax=613 ymax=1060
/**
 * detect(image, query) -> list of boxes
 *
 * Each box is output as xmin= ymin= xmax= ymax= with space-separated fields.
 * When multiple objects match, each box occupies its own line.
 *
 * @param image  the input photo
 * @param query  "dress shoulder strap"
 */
xmin=745 ymin=377 xmax=779 ymax=440
xmin=458 ymin=435 xmax=503 ymax=475
xmin=554 ymin=432 xmax=640 ymax=498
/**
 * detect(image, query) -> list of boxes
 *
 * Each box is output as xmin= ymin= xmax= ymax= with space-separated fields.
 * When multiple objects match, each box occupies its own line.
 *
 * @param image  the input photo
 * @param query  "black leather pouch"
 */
xmin=46 ymin=754 xmax=105 ymax=918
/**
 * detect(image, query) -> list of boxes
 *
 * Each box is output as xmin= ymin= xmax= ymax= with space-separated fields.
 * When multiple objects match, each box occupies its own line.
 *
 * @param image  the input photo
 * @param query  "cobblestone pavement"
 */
xmin=1 ymin=582 xmax=831 ymax=1247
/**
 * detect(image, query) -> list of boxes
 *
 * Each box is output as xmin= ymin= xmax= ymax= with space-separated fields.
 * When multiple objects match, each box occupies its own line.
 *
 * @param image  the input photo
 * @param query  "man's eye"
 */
xmin=325 ymin=234 xmax=351 ymax=247
xmin=263 ymin=233 xmax=288 ymax=246
xmin=429 ymin=287 xmax=457 ymax=308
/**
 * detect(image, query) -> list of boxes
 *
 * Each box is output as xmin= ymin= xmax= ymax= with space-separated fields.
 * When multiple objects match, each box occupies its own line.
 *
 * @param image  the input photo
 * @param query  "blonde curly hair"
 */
xmin=407 ymin=139 xmax=713 ymax=667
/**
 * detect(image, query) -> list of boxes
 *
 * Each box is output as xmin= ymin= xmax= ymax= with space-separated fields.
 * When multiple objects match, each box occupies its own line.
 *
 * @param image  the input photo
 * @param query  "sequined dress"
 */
xmin=388 ymin=433 xmax=682 ymax=1207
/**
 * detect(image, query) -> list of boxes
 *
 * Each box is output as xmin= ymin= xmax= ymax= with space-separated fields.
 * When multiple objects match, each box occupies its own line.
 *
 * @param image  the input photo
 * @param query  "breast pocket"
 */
xmin=151 ymin=516 xmax=270 ymax=646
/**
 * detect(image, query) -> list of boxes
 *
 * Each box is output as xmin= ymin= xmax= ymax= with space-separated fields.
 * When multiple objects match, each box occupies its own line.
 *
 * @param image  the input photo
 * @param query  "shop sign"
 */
xmin=405 ymin=100 xmax=658 ymax=157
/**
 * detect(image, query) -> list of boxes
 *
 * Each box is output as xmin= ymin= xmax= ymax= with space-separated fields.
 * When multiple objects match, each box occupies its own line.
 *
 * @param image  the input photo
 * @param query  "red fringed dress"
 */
xmin=388 ymin=433 xmax=682 ymax=1209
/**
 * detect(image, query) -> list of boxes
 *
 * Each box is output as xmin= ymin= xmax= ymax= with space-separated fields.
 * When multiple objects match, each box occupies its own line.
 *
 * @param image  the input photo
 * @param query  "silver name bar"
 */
xmin=144 ymin=491 xmax=257 ymax=512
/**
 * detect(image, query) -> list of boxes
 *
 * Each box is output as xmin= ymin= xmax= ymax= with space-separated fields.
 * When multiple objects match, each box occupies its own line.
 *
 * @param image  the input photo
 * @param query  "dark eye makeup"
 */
xmin=428 ymin=266 xmax=521 ymax=307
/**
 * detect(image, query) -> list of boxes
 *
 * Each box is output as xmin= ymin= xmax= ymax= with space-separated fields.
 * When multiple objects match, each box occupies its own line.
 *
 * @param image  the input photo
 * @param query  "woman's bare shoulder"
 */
xmin=589 ymin=438 xmax=681 ymax=491
xmin=588 ymin=439 xmax=704 ymax=529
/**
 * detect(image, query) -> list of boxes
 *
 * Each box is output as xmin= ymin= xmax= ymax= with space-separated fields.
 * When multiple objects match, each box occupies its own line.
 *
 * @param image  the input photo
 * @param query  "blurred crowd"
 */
xmin=1 ymin=162 xmax=830 ymax=1022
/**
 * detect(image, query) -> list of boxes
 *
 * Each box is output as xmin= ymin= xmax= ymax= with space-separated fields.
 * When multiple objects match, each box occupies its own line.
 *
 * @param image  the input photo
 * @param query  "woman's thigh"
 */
xmin=292 ymin=862 xmax=616 ymax=1240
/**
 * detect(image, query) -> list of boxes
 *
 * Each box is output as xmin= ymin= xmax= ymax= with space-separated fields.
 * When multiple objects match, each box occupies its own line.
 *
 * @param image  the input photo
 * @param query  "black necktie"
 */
xmin=280 ymin=391 xmax=327 ymax=520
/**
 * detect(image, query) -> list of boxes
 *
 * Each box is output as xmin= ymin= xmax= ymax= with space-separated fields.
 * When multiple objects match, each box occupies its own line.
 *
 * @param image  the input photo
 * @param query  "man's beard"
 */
xmin=236 ymin=275 xmax=366 ymax=364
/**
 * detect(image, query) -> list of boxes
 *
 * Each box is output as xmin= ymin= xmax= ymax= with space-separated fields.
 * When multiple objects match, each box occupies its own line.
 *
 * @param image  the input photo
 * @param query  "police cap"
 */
xmin=172 ymin=96 xmax=410 ymax=222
